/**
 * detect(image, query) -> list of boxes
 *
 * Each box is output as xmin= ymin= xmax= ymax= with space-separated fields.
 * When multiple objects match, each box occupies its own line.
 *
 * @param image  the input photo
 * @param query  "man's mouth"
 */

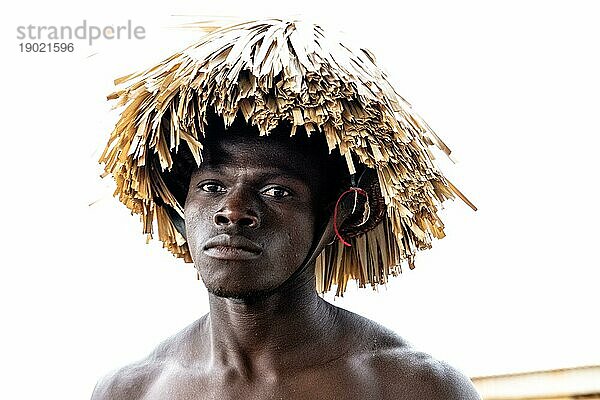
xmin=203 ymin=234 xmax=263 ymax=260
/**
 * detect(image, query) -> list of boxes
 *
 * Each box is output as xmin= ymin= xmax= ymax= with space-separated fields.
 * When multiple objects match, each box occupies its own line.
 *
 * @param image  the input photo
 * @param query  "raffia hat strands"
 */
xmin=99 ymin=19 xmax=476 ymax=296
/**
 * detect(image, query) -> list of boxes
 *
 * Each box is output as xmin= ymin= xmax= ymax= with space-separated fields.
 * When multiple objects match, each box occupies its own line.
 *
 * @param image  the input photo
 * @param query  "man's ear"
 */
xmin=165 ymin=206 xmax=187 ymax=241
xmin=337 ymin=169 xmax=386 ymax=239
xmin=302 ymin=193 xmax=366 ymax=267
xmin=336 ymin=189 xmax=370 ymax=235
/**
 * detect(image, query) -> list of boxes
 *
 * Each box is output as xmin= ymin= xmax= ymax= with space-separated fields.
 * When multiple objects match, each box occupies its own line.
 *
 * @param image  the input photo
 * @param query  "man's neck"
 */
xmin=205 ymin=275 xmax=344 ymax=377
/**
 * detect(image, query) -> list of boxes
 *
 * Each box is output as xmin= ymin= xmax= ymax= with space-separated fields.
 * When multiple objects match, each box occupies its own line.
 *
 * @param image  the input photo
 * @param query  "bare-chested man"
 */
xmin=94 ymin=19 xmax=480 ymax=400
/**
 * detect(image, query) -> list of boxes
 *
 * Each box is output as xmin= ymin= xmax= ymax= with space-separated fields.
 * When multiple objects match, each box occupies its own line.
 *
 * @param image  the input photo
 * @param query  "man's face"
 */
xmin=184 ymin=133 xmax=322 ymax=299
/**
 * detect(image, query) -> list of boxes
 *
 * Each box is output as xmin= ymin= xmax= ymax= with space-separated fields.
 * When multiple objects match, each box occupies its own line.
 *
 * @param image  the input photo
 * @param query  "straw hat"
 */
xmin=99 ymin=19 xmax=476 ymax=295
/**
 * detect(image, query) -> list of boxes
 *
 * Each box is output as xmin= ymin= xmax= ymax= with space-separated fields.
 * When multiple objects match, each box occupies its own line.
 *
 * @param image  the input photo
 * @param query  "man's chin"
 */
xmin=206 ymin=285 xmax=275 ymax=303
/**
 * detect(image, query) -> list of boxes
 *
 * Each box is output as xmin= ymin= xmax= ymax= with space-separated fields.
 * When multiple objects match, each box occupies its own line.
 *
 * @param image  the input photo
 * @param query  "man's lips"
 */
xmin=203 ymin=234 xmax=263 ymax=260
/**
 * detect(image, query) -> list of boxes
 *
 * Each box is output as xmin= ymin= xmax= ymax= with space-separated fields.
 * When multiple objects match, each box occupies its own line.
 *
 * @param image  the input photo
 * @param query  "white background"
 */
xmin=2 ymin=1 xmax=599 ymax=399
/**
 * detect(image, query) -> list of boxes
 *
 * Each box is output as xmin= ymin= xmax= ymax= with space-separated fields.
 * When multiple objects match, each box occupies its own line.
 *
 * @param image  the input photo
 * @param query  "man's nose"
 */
xmin=213 ymin=189 xmax=260 ymax=228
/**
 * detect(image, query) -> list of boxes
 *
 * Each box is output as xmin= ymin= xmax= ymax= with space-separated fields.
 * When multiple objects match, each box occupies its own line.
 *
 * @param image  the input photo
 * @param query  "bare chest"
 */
xmin=141 ymin=364 xmax=381 ymax=400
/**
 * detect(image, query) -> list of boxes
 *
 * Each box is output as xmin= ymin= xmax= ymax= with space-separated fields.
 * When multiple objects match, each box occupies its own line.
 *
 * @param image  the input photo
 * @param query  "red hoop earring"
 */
xmin=333 ymin=187 xmax=368 ymax=247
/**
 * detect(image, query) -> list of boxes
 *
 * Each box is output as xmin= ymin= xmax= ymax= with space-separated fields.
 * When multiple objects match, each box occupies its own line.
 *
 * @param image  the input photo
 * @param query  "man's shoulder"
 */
xmin=90 ymin=316 xmax=208 ymax=400
xmin=363 ymin=346 xmax=481 ymax=400
xmin=90 ymin=359 xmax=160 ymax=400
xmin=338 ymin=311 xmax=480 ymax=400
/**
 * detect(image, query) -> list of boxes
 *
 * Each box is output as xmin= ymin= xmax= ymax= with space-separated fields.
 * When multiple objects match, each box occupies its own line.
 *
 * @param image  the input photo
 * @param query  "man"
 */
xmin=94 ymin=19 xmax=480 ymax=399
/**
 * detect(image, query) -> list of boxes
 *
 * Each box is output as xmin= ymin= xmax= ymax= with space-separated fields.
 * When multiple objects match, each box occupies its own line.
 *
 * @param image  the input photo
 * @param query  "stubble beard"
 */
xmin=206 ymin=285 xmax=276 ymax=304
xmin=200 ymin=272 xmax=277 ymax=304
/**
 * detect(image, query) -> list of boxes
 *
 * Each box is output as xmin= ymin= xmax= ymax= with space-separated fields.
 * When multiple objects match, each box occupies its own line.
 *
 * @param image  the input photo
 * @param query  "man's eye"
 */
xmin=199 ymin=183 xmax=226 ymax=193
xmin=262 ymin=186 xmax=291 ymax=198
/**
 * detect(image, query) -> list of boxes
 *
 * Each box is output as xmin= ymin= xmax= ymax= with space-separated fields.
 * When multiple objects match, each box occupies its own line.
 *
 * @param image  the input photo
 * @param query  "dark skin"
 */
xmin=92 ymin=133 xmax=481 ymax=400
